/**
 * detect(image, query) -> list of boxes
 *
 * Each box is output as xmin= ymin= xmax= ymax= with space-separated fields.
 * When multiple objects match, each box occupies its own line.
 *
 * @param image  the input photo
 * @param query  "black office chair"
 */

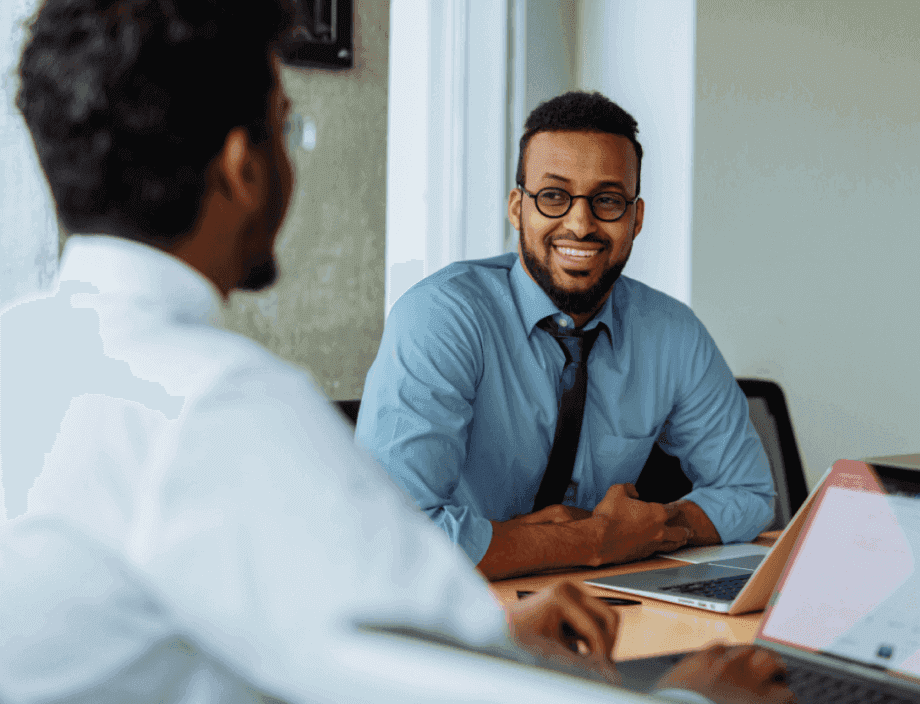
xmin=636 ymin=378 xmax=808 ymax=531
xmin=736 ymin=378 xmax=808 ymax=529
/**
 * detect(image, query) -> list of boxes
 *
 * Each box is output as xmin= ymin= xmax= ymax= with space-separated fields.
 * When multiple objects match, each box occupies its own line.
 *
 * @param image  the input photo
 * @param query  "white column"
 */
xmin=385 ymin=0 xmax=508 ymax=315
xmin=577 ymin=0 xmax=696 ymax=305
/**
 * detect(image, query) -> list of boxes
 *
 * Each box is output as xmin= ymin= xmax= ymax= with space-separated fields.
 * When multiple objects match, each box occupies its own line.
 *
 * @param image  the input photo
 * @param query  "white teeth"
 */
xmin=555 ymin=246 xmax=598 ymax=258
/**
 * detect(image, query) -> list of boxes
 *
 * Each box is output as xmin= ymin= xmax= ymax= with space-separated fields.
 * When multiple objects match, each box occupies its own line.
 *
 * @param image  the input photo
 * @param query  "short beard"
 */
xmin=238 ymin=257 xmax=278 ymax=291
xmin=237 ymin=152 xmax=285 ymax=293
xmin=520 ymin=229 xmax=628 ymax=316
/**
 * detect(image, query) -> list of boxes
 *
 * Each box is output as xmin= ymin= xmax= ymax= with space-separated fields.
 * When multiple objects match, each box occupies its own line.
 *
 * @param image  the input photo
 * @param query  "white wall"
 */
xmin=577 ymin=0 xmax=696 ymax=305
xmin=0 ymin=0 xmax=58 ymax=311
xmin=692 ymin=0 xmax=920 ymax=485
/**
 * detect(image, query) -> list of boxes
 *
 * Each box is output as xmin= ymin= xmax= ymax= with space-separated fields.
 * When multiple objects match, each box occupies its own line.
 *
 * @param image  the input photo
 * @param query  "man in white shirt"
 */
xmin=0 ymin=1 xmax=793 ymax=703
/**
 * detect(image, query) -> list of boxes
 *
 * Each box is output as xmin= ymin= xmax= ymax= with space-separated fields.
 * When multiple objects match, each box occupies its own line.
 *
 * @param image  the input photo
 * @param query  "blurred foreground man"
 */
xmin=358 ymin=92 xmax=775 ymax=580
xmin=0 ymin=1 xmax=791 ymax=703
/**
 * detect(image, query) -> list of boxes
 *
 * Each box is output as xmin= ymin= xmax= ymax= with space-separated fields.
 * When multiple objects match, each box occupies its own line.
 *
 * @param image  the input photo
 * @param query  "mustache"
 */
xmin=545 ymin=233 xmax=608 ymax=246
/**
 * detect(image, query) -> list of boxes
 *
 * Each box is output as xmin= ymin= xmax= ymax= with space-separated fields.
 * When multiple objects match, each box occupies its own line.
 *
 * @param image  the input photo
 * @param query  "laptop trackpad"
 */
xmin=708 ymin=554 xmax=765 ymax=571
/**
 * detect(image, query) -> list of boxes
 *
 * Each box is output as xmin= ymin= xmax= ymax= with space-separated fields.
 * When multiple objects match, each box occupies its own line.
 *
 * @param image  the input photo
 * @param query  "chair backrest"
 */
xmin=736 ymin=378 xmax=808 ymax=530
xmin=636 ymin=378 xmax=807 ymax=531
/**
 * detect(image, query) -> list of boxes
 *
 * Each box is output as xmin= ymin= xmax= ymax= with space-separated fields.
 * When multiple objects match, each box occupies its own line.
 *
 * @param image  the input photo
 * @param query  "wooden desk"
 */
xmin=490 ymin=533 xmax=778 ymax=661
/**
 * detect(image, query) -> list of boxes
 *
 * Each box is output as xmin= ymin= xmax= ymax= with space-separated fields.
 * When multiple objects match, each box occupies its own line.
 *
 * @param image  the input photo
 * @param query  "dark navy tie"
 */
xmin=532 ymin=317 xmax=602 ymax=512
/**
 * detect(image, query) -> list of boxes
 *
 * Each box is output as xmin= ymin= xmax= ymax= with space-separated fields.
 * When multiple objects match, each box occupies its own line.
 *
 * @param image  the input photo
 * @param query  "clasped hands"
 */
xmin=518 ymin=482 xmax=710 ymax=567
xmin=507 ymin=582 xmax=795 ymax=704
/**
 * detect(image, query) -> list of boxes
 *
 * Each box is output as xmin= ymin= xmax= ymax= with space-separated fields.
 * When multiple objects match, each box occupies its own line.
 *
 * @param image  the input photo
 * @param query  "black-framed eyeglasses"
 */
xmin=518 ymin=185 xmax=639 ymax=222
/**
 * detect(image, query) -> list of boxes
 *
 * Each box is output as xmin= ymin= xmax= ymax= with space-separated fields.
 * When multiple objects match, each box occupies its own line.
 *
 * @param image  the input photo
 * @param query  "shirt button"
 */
xmin=558 ymin=319 xmax=568 ymax=328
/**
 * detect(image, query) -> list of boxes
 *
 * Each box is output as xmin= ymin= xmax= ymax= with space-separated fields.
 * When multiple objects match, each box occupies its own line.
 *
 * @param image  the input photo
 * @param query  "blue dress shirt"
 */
xmin=356 ymin=253 xmax=775 ymax=564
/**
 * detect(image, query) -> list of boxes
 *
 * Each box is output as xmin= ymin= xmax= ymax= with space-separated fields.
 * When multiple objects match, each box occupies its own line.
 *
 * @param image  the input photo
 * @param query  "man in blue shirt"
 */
xmin=357 ymin=92 xmax=775 ymax=580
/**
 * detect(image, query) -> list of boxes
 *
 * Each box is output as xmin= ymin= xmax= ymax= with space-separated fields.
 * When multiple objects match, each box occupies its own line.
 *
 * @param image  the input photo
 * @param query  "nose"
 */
xmin=561 ymin=195 xmax=596 ymax=239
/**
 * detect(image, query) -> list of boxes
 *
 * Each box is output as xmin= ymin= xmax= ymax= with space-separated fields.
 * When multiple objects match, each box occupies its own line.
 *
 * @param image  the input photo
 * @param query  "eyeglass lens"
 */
xmin=534 ymin=188 xmax=628 ymax=221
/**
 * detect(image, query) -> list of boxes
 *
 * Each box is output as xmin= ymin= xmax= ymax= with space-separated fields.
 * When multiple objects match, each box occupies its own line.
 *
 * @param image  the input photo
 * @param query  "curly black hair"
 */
xmin=515 ymin=91 xmax=643 ymax=197
xmin=17 ymin=0 xmax=291 ymax=246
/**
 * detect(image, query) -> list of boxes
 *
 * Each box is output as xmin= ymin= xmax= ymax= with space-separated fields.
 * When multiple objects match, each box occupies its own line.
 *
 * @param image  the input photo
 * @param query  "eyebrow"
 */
xmin=541 ymin=173 xmax=628 ymax=190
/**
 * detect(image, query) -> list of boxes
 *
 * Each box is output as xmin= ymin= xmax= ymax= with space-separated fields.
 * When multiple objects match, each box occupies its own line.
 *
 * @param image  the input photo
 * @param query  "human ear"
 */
xmin=508 ymin=188 xmax=523 ymax=231
xmin=218 ymin=127 xmax=264 ymax=211
xmin=632 ymin=197 xmax=645 ymax=239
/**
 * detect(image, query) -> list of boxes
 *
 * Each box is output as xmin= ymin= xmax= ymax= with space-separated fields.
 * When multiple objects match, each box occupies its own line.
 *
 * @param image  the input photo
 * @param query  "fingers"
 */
xmin=711 ymin=645 xmax=794 ymax=701
xmin=683 ymin=642 xmax=730 ymax=668
xmin=664 ymin=501 xmax=683 ymax=522
xmin=552 ymin=582 xmax=619 ymax=662
xmin=561 ymin=506 xmax=592 ymax=522
xmin=729 ymin=647 xmax=795 ymax=703
xmin=657 ymin=643 xmax=795 ymax=704
xmin=661 ymin=524 xmax=692 ymax=545
xmin=520 ymin=582 xmax=622 ymax=687
xmin=595 ymin=483 xmax=640 ymax=516
xmin=746 ymin=647 xmax=789 ymax=685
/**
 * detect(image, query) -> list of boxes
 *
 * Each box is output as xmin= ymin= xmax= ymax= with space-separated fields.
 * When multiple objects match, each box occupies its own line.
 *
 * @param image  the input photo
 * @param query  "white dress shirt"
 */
xmin=0 ymin=236 xmax=672 ymax=703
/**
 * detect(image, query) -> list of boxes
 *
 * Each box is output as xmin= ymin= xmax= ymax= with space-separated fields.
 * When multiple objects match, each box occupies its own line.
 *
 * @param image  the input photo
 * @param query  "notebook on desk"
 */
xmin=584 ymin=467 xmax=829 ymax=615
xmin=614 ymin=458 xmax=920 ymax=704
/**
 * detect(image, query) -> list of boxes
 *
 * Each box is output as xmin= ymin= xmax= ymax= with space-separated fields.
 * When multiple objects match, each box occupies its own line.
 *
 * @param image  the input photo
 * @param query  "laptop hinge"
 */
xmin=754 ymin=639 xmax=893 ymax=679
xmin=818 ymin=650 xmax=887 ymax=672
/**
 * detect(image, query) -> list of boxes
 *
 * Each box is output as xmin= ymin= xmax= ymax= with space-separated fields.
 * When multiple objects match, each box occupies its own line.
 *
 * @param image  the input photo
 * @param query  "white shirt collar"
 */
xmin=58 ymin=234 xmax=224 ymax=327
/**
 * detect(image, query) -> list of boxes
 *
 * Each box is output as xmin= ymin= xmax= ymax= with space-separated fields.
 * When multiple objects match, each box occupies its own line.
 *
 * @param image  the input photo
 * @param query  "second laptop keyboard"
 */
xmin=659 ymin=573 xmax=752 ymax=601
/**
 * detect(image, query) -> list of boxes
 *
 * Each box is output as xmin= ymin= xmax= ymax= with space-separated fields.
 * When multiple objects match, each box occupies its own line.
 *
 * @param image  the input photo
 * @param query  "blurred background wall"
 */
xmin=0 ymin=0 xmax=58 ymax=309
xmin=223 ymin=0 xmax=388 ymax=401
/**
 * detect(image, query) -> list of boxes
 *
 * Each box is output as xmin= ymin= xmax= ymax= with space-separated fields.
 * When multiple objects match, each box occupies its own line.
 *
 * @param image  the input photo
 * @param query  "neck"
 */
xmin=167 ymin=229 xmax=237 ymax=300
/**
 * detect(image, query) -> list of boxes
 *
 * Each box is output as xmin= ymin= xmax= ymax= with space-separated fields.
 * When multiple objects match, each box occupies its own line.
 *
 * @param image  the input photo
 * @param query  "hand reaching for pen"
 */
xmin=506 ymin=581 xmax=621 ymax=685
xmin=656 ymin=644 xmax=796 ymax=704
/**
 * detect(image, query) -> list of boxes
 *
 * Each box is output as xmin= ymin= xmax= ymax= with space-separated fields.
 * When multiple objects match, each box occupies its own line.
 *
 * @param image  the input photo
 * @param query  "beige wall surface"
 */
xmin=693 ymin=0 xmax=920 ymax=485
xmin=223 ymin=0 xmax=388 ymax=401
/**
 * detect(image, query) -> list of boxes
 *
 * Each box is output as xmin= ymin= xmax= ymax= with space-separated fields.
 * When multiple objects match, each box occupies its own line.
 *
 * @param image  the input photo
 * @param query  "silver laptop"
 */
xmin=584 ymin=468 xmax=829 ymax=614
xmin=615 ymin=458 xmax=920 ymax=703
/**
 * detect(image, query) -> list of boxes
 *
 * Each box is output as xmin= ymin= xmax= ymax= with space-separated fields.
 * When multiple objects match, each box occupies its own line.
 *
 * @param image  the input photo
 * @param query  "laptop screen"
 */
xmin=757 ymin=460 xmax=920 ymax=680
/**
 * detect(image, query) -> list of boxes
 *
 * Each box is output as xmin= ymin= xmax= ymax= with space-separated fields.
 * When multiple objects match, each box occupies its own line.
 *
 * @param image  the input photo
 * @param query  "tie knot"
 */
xmin=538 ymin=317 xmax=602 ymax=364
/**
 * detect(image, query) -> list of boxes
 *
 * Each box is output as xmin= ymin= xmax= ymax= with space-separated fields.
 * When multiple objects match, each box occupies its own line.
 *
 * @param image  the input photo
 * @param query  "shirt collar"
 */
xmin=509 ymin=256 xmax=615 ymax=342
xmin=58 ymin=235 xmax=224 ymax=327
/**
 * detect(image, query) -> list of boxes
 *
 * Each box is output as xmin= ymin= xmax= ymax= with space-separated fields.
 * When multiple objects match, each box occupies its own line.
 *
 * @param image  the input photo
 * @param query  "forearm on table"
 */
xmin=676 ymin=482 xmax=775 ymax=543
xmin=666 ymin=499 xmax=721 ymax=546
xmin=477 ymin=517 xmax=600 ymax=581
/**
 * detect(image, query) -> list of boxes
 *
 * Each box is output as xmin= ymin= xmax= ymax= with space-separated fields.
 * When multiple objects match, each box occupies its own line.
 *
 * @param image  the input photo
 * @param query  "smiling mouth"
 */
xmin=552 ymin=244 xmax=603 ymax=260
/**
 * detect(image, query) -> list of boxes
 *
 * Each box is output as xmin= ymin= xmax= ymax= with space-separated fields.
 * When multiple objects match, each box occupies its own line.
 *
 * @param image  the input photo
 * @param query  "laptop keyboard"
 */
xmin=784 ymin=661 xmax=916 ymax=704
xmin=639 ymin=653 xmax=917 ymax=703
xmin=659 ymin=573 xmax=751 ymax=601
